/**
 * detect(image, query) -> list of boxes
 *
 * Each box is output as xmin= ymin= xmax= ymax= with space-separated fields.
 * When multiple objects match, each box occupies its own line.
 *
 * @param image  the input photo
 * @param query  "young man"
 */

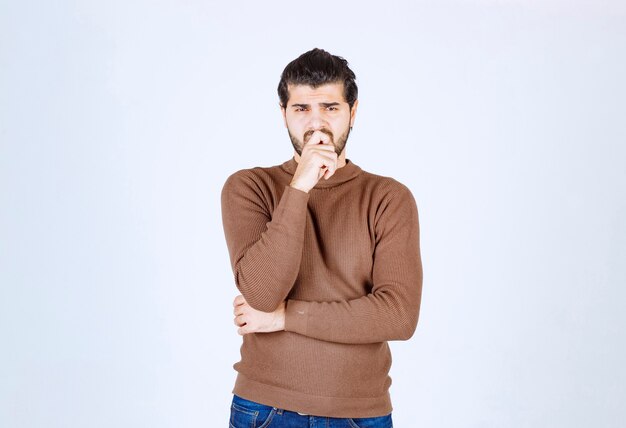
xmin=221 ymin=48 xmax=423 ymax=428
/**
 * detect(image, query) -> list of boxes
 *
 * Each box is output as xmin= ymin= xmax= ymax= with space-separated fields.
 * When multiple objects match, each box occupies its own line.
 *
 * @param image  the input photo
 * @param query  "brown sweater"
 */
xmin=220 ymin=156 xmax=423 ymax=418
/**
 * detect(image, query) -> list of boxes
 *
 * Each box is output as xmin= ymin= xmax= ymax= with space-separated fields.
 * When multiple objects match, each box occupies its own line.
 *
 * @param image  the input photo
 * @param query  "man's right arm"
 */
xmin=221 ymin=171 xmax=310 ymax=312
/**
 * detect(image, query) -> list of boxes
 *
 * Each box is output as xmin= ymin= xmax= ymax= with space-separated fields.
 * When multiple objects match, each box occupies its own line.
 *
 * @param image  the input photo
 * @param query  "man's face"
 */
xmin=281 ymin=82 xmax=358 ymax=157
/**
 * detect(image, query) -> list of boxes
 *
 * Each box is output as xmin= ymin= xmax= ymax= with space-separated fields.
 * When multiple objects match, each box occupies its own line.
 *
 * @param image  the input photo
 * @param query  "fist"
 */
xmin=233 ymin=295 xmax=286 ymax=335
xmin=290 ymin=130 xmax=338 ymax=193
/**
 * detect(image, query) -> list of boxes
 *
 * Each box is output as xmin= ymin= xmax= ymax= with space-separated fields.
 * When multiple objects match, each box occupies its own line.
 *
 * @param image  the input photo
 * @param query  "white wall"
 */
xmin=1 ymin=1 xmax=625 ymax=427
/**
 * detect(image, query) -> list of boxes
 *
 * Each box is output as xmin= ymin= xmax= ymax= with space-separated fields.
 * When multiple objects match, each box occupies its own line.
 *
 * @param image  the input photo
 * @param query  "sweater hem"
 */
xmin=232 ymin=373 xmax=393 ymax=418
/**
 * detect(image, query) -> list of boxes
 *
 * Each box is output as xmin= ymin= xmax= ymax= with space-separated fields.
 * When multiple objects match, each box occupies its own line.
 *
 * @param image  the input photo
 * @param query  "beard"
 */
xmin=288 ymin=124 xmax=351 ymax=157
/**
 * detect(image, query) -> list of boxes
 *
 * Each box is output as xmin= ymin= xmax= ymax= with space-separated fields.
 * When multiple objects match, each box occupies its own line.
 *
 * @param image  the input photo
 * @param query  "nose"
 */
xmin=307 ymin=109 xmax=327 ymax=130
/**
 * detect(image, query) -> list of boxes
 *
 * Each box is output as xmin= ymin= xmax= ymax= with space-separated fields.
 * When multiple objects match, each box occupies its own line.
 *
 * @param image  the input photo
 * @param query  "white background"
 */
xmin=1 ymin=1 xmax=625 ymax=427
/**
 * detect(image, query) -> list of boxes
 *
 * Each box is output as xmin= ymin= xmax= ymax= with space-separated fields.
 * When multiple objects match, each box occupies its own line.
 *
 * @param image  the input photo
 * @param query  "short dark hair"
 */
xmin=277 ymin=48 xmax=358 ymax=110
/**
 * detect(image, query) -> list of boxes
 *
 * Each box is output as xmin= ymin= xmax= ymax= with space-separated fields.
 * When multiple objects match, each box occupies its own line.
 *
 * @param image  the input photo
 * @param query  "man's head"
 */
xmin=278 ymin=48 xmax=358 ymax=159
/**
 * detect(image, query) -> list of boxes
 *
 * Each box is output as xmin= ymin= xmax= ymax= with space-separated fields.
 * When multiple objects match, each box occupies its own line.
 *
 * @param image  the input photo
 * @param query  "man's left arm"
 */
xmin=283 ymin=186 xmax=422 ymax=344
xmin=234 ymin=185 xmax=423 ymax=344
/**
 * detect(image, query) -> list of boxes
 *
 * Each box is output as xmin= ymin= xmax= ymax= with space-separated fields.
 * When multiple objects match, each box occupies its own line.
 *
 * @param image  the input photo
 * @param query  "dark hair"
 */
xmin=277 ymin=48 xmax=358 ymax=110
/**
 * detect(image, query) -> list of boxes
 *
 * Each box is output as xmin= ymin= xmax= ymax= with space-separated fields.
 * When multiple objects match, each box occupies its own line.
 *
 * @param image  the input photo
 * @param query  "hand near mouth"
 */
xmin=290 ymin=131 xmax=338 ymax=193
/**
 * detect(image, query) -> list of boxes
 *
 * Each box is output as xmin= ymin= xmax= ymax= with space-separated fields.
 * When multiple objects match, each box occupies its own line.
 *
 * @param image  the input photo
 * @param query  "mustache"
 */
xmin=304 ymin=128 xmax=334 ymax=143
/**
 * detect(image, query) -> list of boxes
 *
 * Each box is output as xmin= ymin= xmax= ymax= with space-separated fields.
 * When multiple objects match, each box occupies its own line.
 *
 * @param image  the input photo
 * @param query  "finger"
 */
xmin=309 ymin=150 xmax=337 ymax=165
xmin=302 ymin=141 xmax=335 ymax=154
xmin=300 ymin=149 xmax=336 ymax=171
xmin=234 ymin=315 xmax=245 ymax=327
xmin=317 ymin=167 xmax=326 ymax=180
xmin=233 ymin=295 xmax=245 ymax=307
xmin=317 ymin=155 xmax=336 ymax=176
xmin=238 ymin=324 xmax=251 ymax=335
xmin=311 ymin=130 xmax=331 ymax=145
xmin=310 ymin=140 xmax=333 ymax=149
xmin=318 ymin=155 xmax=337 ymax=176
xmin=320 ymin=166 xmax=335 ymax=180
xmin=304 ymin=131 xmax=332 ymax=147
xmin=323 ymin=158 xmax=338 ymax=178
xmin=317 ymin=161 xmax=336 ymax=179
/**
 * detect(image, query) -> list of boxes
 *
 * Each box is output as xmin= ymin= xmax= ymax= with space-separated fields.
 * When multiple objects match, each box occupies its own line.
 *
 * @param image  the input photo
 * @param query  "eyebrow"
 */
xmin=290 ymin=102 xmax=342 ymax=109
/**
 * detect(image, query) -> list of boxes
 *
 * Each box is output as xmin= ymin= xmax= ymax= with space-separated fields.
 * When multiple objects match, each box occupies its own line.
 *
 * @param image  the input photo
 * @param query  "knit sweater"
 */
xmin=220 ymin=156 xmax=423 ymax=418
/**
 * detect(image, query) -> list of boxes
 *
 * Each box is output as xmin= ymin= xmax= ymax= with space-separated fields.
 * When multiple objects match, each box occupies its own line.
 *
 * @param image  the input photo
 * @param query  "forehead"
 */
xmin=286 ymin=82 xmax=346 ymax=105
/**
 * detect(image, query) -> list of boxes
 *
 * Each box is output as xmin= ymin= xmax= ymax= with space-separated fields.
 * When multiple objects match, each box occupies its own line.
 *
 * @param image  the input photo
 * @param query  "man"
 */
xmin=221 ymin=48 xmax=423 ymax=428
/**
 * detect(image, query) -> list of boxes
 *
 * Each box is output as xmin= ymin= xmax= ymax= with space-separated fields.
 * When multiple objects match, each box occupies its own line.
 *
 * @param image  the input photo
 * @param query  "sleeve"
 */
xmin=283 ymin=183 xmax=423 ymax=344
xmin=221 ymin=170 xmax=310 ymax=312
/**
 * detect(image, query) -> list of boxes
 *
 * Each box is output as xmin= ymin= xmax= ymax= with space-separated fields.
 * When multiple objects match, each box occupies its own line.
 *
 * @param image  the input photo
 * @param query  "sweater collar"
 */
xmin=280 ymin=156 xmax=362 ymax=189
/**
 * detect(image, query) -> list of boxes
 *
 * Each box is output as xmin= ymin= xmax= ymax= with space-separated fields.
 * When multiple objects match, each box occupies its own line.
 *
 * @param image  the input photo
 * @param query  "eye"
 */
xmin=326 ymin=106 xmax=338 ymax=111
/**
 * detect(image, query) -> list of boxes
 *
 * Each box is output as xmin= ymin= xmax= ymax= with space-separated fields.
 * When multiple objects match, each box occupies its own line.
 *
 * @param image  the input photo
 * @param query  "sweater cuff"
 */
xmin=283 ymin=184 xmax=310 ymax=201
xmin=284 ymin=300 xmax=310 ymax=335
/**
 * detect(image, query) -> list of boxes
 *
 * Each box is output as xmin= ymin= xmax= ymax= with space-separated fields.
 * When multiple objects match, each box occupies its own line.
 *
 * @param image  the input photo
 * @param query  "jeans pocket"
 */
xmin=229 ymin=395 xmax=277 ymax=428
xmin=348 ymin=413 xmax=393 ymax=428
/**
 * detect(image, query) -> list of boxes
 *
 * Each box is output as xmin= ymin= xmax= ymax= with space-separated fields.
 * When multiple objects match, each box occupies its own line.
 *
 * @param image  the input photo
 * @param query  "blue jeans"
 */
xmin=229 ymin=394 xmax=393 ymax=428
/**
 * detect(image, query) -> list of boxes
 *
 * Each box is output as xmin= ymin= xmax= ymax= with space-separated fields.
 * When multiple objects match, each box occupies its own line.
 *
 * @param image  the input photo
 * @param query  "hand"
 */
xmin=233 ymin=295 xmax=285 ymax=335
xmin=290 ymin=130 xmax=338 ymax=193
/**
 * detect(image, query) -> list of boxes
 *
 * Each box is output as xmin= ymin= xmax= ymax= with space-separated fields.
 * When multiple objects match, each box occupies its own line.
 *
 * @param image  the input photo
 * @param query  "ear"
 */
xmin=349 ymin=99 xmax=359 ymax=128
xmin=280 ymin=103 xmax=288 ymax=128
